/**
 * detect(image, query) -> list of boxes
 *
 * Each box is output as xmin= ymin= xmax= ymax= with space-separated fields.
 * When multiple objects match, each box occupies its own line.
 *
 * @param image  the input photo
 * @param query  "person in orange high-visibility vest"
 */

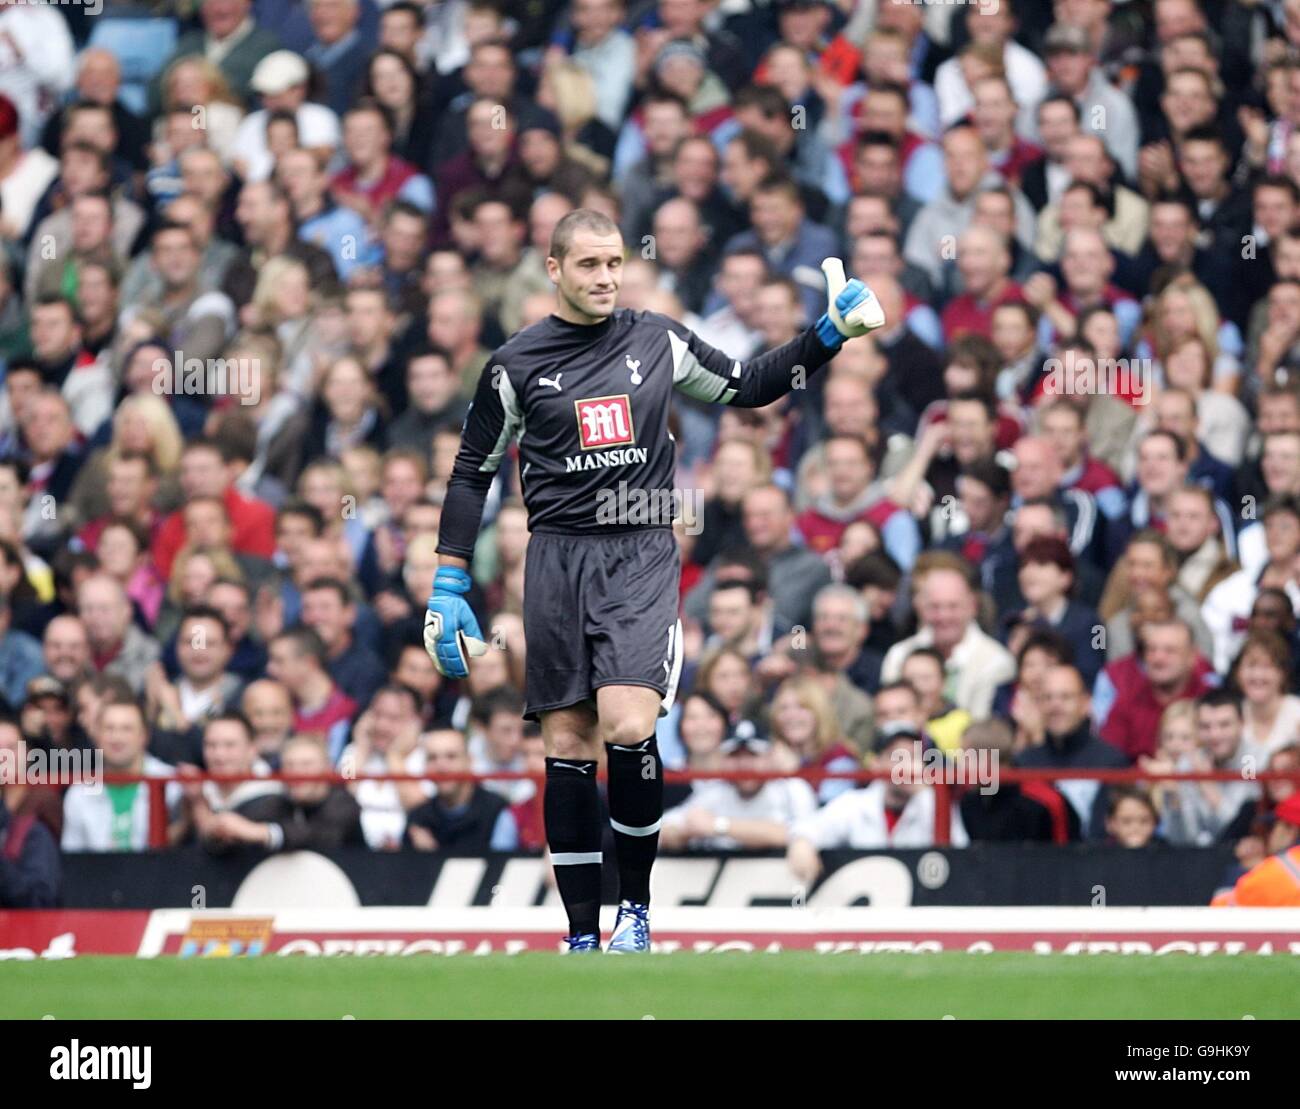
xmin=1212 ymin=793 xmax=1300 ymax=907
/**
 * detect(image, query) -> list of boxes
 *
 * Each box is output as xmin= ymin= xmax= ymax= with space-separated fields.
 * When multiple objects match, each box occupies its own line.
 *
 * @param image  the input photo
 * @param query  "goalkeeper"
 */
xmin=425 ymin=208 xmax=883 ymax=952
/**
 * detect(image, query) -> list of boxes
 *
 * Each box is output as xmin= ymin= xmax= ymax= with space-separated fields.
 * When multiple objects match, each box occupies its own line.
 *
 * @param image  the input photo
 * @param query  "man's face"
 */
xmin=750 ymin=189 xmax=801 ymax=246
xmin=1197 ymin=704 xmax=1242 ymax=761
xmin=78 ymin=581 xmax=128 ymax=646
xmin=1179 ymin=139 xmax=1227 ymax=198
xmin=973 ymin=79 xmax=1016 ymax=140
xmin=426 ymin=730 xmax=471 ymax=777
xmin=97 ymin=704 xmax=147 ymax=768
xmin=920 ymin=572 xmax=974 ymax=649
xmin=855 ymin=143 xmax=900 ymax=195
xmin=77 ymin=266 xmax=116 ymax=324
xmin=278 ymin=150 xmax=323 ymax=208
xmin=183 ymin=501 xmax=229 ymax=549
xmin=1038 ymin=102 xmax=1079 ymax=160
xmin=956 ymin=229 xmax=1005 ymax=295
xmin=180 ymin=448 xmax=228 ymax=499
xmin=380 ymin=8 xmax=422 ymax=56
xmin=152 ymin=229 xmax=200 ymax=287
xmin=673 ymin=140 xmax=717 ymax=201
xmin=343 ymin=108 xmax=388 ymax=166
xmin=1150 ymin=202 xmax=1193 ymax=260
xmin=467 ymin=101 xmax=512 ymax=160
xmin=245 ymin=681 xmax=292 ymax=738
xmin=309 ymin=0 xmax=358 ymax=44
xmin=1163 ymin=70 xmax=1215 ymax=133
xmin=23 ymin=397 xmax=74 ymax=460
xmin=178 ymin=617 xmax=232 ymax=683
xmin=1154 ymin=392 xmax=1198 ymax=444
xmin=203 ymin=720 xmax=255 ymax=776
xmin=266 ymin=640 xmax=305 ymax=690
xmin=1046 ymin=47 xmax=1092 ymax=94
xmin=1137 ymin=438 xmax=1185 ymax=497
xmin=301 ymin=588 xmax=350 ymax=652
xmin=548 ymin=230 xmax=624 ymax=320
xmin=1262 ymin=434 xmax=1300 ymax=494
xmin=30 ymin=305 xmax=80 ymax=363
xmin=407 ymin=355 xmax=456 ymax=413
xmin=742 ymin=488 xmax=789 ymax=552
xmin=1165 ymin=491 xmax=1216 ymax=552
xmin=1260 ymin=396 xmax=1300 ymax=437
xmin=652 ymin=203 xmax=702 ymax=269
xmin=948 ymin=401 xmax=994 ymax=464
xmin=383 ymin=212 xmax=427 ymax=271
xmin=368 ymin=690 xmax=412 ymax=751
xmin=958 ymin=476 xmax=1001 ymax=533
xmin=875 ymin=687 xmax=921 ymax=729
xmin=282 ymin=741 xmax=330 ymax=804
xmin=943 ymin=130 xmax=988 ymax=197
xmin=1040 ymin=408 xmax=1085 ymax=469
xmin=180 ymin=151 xmax=227 ymax=205
xmin=1265 ymin=510 xmax=1300 ymax=563
xmin=70 ymin=197 xmax=112 ymax=254
xmin=708 ymin=586 xmax=755 ymax=644
xmin=382 ymin=459 xmax=423 ymax=519
xmin=824 ymin=439 xmax=871 ymax=502
xmin=1061 ymin=231 xmax=1110 ymax=295
xmin=209 ymin=584 xmax=251 ymax=643
xmin=276 ymin=514 xmax=316 ymax=562
xmin=813 ymin=596 xmax=866 ymax=659
xmin=1144 ymin=625 xmax=1194 ymax=687
xmin=1251 ymin=591 xmax=1295 ymax=637
xmin=1040 ymin=666 xmax=1089 ymax=735
xmin=465 ymin=45 xmax=514 ymax=99
xmin=43 ymin=617 xmax=89 ymax=683
xmin=721 ymin=140 xmax=765 ymax=200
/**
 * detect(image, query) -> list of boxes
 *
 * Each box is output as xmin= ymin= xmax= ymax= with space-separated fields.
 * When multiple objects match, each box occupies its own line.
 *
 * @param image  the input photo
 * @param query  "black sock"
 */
xmin=605 ymin=736 xmax=664 ymax=905
xmin=544 ymin=757 xmax=603 ymax=936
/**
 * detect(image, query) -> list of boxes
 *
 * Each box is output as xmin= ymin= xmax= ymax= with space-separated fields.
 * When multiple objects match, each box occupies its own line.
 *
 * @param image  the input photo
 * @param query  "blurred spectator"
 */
xmin=661 ymin=724 xmax=817 ymax=852
xmin=882 ymin=565 xmax=1016 ymax=717
xmin=405 ymin=728 xmax=519 ymax=852
xmin=787 ymin=725 xmax=969 ymax=884
xmin=62 ymin=699 xmax=181 ymax=851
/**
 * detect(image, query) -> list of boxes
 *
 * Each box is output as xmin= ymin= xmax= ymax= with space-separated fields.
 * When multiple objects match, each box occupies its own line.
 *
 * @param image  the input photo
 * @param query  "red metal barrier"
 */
xmin=72 ymin=767 xmax=1300 ymax=849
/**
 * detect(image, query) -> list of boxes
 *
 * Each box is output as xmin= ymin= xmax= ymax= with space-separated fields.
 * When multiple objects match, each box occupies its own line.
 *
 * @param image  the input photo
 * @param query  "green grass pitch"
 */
xmin=3 ymin=954 xmax=1298 ymax=1019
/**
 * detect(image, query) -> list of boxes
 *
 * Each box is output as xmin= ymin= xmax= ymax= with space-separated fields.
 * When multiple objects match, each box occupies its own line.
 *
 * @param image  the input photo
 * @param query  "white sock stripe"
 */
xmin=608 ymin=740 xmax=651 ymax=753
xmin=550 ymin=851 xmax=603 ymax=866
xmin=609 ymin=817 xmax=662 ymax=837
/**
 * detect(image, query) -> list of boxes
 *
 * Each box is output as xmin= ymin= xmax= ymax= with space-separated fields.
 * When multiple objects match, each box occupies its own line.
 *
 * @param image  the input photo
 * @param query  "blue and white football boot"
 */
xmin=606 ymin=901 xmax=651 ymax=953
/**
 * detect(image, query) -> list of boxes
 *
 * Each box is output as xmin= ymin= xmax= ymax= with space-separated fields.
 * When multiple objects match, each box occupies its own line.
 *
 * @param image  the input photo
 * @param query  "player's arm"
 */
xmin=668 ymin=258 xmax=884 ymax=409
xmin=425 ymin=360 xmax=522 ymax=678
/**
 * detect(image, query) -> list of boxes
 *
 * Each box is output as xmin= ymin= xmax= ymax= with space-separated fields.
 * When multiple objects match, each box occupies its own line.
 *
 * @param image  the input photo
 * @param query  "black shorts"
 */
xmin=522 ymin=528 xmax=684 ymax=721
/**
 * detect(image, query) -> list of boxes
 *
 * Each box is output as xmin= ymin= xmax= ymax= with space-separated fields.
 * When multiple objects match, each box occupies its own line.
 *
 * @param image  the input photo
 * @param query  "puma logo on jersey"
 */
xmin=626 ymin=355 xmax=643 ymax=385
xmin=538 ymin=373 xmax=563 ymax=391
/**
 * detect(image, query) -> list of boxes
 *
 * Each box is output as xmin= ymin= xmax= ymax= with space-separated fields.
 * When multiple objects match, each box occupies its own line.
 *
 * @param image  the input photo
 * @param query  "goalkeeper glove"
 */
xmin=814 ymin=257 xmax=886 ymax=349
xmin=424 ymin=566 xmax=488 ymax=679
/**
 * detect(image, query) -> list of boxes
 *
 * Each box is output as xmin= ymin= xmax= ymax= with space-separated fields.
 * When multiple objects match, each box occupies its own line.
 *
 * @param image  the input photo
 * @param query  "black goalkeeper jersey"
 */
xmin=435 ymin=309 xmax=837 ymax=560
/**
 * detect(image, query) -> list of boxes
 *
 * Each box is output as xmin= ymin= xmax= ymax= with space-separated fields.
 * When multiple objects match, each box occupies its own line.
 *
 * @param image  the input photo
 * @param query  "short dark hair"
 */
xmin=549 ymin=207 xmax=620 ymax=262
xmin=205 ymin=709 xmax=254 ymax=743
xmin=470 ymin=685 xmax=525 ymax=724
xmin=302 ymin=577 xmax=352 ymax=607
xmin=1196 ymin=687 xmax=1242 ymax=716
xmin=274 ymin=626 xmax=328 ymax=667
